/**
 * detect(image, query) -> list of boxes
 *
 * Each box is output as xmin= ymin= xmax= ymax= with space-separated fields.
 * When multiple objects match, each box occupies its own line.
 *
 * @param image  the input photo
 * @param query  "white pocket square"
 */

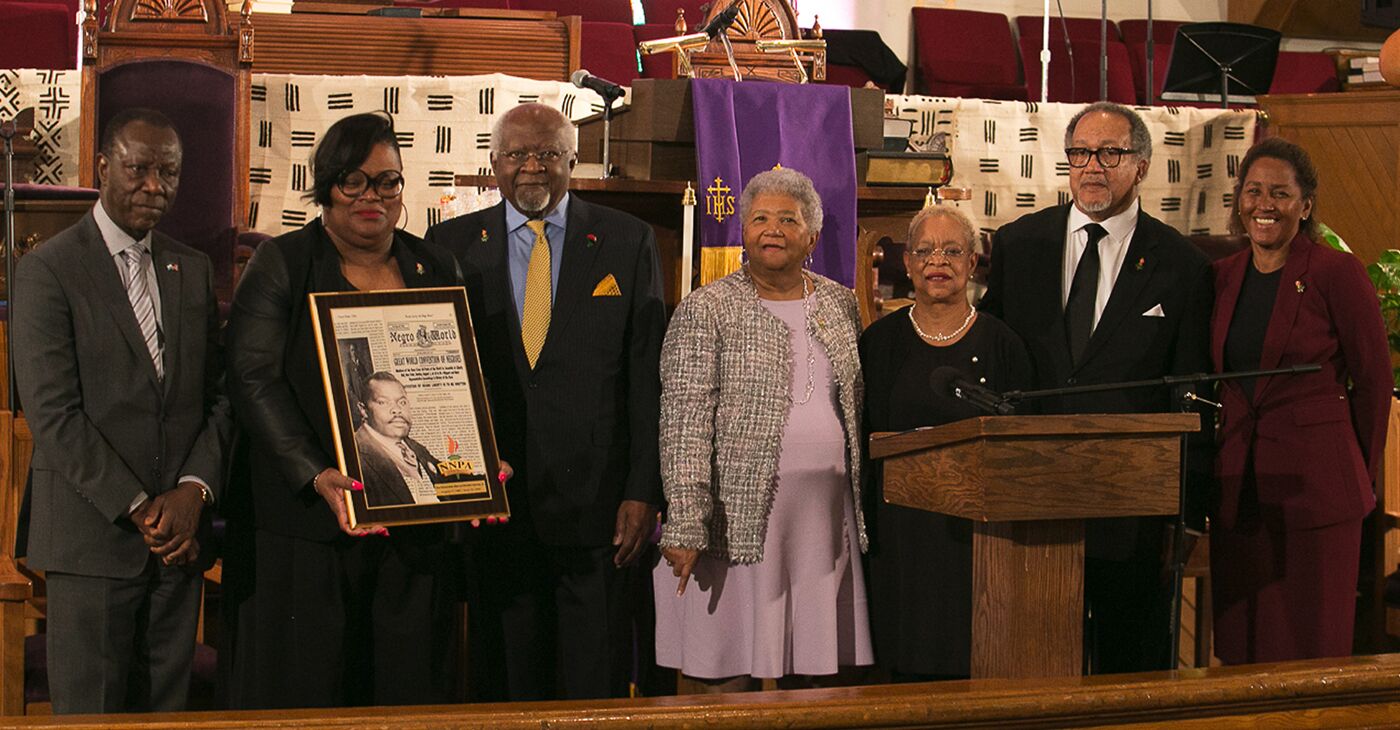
xmin=1142 ymin=304 xmax=1166 ymax=317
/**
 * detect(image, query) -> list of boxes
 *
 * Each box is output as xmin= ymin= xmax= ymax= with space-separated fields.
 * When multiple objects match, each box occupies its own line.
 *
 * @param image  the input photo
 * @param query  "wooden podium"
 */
xmin=869 ymin=412 xmax=1201 ymax=679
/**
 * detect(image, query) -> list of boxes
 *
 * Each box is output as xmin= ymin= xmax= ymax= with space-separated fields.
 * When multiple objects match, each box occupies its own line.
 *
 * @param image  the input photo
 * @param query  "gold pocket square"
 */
xmin=592 ymin=274 xmax=621 ymax=297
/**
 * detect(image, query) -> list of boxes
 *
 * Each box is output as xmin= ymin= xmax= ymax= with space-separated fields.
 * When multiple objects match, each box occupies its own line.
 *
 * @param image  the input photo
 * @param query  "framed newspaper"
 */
xmin=310 ymin=287 xmax=509 ymax=528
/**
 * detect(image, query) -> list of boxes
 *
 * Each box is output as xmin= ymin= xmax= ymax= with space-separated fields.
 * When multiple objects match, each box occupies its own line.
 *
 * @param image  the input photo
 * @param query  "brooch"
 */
xmin=1135 ymin=257 xmax=1145 ymax=271
xmin=480 ymin=229 xmax=488 ymax=242
xmin=416 ymin=262 xmax=425 ymax=275
xmin=165 ymin=262 xmax=179 ymax=272
xmin=586 ymin=233 xmax=598 ymax=247
xmin=1296 ymin=280 xmax=1306 ymax=293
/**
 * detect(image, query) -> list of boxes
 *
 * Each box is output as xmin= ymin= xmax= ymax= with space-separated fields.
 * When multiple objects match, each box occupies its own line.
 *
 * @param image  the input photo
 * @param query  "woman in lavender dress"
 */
xmin=654 ymin=168 xmax=872 ymax=692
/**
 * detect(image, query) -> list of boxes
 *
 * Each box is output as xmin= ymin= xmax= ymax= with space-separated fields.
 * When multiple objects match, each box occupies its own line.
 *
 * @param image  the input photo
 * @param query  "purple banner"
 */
xmin=691 ymin=78 xmax=858 ymax=288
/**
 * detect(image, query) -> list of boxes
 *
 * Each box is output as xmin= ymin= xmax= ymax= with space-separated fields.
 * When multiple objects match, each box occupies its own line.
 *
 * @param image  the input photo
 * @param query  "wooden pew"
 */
xmin=1 ymin=655 xmax=1400 ymax=727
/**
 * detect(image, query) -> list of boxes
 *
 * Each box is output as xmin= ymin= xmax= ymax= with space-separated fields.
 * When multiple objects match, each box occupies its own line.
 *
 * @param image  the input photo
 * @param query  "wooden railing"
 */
xmin=3 ymin=655 xmax=1400 ymax=728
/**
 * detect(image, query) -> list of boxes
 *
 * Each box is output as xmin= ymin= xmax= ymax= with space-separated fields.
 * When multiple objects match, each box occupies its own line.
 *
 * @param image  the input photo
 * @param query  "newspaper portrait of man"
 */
xmin=311 ymin=288 xmax=508 ymax=528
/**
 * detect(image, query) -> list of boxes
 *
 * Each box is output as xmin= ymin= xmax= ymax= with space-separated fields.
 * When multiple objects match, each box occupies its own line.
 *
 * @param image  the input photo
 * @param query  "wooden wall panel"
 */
xmin=1258 ymin=90 xmax=1400 ymax=266
xmin=1229 ymin=0 xmax=1393 ymax=43
xmin=246 ymin=13 xmax=580 ymax=80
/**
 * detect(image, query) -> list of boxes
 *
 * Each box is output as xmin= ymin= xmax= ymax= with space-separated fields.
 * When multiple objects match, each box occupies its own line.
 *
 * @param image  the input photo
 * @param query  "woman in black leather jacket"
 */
xmin=222 ymin=111 xmax=464 ymax=709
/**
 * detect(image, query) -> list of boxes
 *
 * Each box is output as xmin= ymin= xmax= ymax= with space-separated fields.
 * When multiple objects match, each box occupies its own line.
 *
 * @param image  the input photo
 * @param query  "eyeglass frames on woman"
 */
xmin=336 ymin=169 xmax=405 ymax=199
xmin=1064 ymin=147 xmax=1136 ymax=169
xmin=908 ymin=246 xmax=970 ymax=263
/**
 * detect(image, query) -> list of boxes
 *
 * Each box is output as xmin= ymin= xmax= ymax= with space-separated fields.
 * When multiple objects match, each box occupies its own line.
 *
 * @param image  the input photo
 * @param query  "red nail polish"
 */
xmin=498 ymin=471 xmax=508 ymax=483
xmin=350 ymin=480 xmax=364 ymax=491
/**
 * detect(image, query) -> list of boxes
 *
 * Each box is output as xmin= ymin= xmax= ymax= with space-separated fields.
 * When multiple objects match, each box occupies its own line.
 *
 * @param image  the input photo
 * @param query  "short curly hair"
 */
xmin=738 ymin=168 xmax=824 ymax=233
xmin=1229 ymin=137 xmax=1320 ymax=240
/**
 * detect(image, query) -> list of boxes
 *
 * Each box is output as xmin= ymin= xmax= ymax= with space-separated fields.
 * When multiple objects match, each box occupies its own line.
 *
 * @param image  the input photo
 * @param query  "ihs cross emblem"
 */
xmin=706 ymin=176 xmax=735 ymax=224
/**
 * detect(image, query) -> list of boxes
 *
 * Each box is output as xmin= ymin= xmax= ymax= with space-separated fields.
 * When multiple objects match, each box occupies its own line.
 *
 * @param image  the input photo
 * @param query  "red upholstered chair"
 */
xmin=580 ymin=20 xmax=640 ymax=84
xmin=1015 ymin=14 xmax=1119 ymax=44
xmin=511 ymin=0 xmax=634 ymax=23
xmin=1120 ymin=18 xmax=1185 ymax=45
xmin=1021 ymin=36 xmax=1136 ymax=104
xmin=911 ymin=7 xmax=1026 ymax=100
xmin=1127 ymin=40 xmax=1172 ymax=103
xmin=824 ymin=63 xmax=875 ymax=89
xmin=0 ymin=2 xmax=72 ymax=70
xmin=640 ymin=0 xmax=706 ymax=27
xmin=78 ymin=0 xmax=251 ymax=301
xmin=634 ymin=22 xmax=679 ymax=78
xmin=1269 ymin=50 xmax=1341 ymax=94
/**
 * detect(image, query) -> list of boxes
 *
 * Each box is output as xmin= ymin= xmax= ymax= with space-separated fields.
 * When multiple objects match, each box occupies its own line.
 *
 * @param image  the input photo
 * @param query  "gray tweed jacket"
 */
xmin=658 ymin=268 xmax=867 ymax=564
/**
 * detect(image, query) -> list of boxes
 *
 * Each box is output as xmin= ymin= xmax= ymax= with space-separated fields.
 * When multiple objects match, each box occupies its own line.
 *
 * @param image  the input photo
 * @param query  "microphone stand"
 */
xmin=1100 ymin=0 xmax=1108 ymax=101
xmin=1146 ymin=0 xmax=1156 ymax=105
xmin=998 ymin=363 xmax=1321 ymax=671
xmin=598 ymin=87 xmax=624 ymax=180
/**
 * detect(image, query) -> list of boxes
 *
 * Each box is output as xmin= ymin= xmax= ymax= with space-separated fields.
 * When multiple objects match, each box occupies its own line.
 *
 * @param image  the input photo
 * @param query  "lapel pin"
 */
xmin=165 ymin=262 xmax=179 ymax=272
xmin=586 ymin=233 xmax=598 ymax=247
xmin=1135 ymin=257 xmax=1145 ymax=271
xmin=480 ymin=229 xmax=488 ymax=242
xmin=1296 ymin=280 xmax=1306 ymax=293
xmin=415 ymin=262 xmax=425 ymax=275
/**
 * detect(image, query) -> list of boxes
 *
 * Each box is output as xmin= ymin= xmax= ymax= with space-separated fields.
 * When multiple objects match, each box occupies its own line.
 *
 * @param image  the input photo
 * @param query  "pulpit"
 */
xmin=869 ymin=413 xmax=1200 ymax=679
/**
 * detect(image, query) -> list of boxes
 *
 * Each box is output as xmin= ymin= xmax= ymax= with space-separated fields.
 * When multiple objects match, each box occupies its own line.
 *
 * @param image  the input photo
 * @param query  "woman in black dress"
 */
xmin=860 ymin=205 xmax=1032 ymax=681
xmin=224 ymin=112 xmax=465 ymax=708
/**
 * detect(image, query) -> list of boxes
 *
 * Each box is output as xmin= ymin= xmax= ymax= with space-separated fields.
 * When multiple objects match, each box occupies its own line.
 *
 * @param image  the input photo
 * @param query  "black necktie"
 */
xmin=1065 ymin=223 xmax=1108 ymax=365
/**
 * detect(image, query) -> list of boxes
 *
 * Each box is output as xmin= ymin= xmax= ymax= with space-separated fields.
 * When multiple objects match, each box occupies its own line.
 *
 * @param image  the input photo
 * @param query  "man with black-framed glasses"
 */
xmin=980 ymin=101 xmax=1214 ymax=675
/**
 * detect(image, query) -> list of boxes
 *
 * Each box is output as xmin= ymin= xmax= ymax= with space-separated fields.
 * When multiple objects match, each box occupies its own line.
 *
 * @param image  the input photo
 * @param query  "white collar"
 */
xmin=92 ymin=200 xmax=152 ymax=257
xmin=1067 ymin=198 xmax=1139 ymax=243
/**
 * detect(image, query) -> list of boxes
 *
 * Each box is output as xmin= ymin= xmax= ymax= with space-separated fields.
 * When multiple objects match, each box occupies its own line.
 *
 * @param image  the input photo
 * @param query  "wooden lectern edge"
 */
xmin=868 ymin=413 xmax=1201 ymax=460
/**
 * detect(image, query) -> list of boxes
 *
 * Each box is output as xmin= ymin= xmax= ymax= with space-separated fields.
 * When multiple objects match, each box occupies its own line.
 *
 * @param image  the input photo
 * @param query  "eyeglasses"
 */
xmin=908 ymin=246 xmax=970 ymax=262
xmin=497 ymin=149 xmax=567 ymax=164
xmin=337 ymin=169 xmax=405 ymax=199
xmin=1065 ymin=147 xmax=1136 ymax=169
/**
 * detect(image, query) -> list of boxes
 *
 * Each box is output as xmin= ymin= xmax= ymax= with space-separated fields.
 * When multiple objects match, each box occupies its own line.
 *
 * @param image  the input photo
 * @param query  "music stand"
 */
xmin=1160 ymin=22 xmax=1281 ymax=108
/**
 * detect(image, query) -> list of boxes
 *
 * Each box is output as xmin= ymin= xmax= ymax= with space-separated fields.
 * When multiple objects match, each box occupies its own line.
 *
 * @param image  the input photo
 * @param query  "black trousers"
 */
xmin=46 ymin=559 xmax=201 ymax=714
xmin=224 ymin=526 xmax=454 ymax=709
xmin=1084 ymin=555 xmax=1173 ymax=674
xmin=466 ymin=529 xmax=636 ymax=701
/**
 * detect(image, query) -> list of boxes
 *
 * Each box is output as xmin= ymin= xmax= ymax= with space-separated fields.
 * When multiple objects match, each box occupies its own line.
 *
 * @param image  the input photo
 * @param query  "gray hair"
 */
xmin=1064 ymin=101 xmax=1152 ymax=162
xmin=489 ymin=103 xmax=577 ymax=156
xmin=907 ymin=205 xmax=979 ymax=253
xmin=738 ymin=168 xmax=824 ymax=233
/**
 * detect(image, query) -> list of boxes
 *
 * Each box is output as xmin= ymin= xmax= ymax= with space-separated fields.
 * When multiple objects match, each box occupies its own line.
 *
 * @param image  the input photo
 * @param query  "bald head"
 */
xmin=489 ymin=103 xmax=578 ymax=217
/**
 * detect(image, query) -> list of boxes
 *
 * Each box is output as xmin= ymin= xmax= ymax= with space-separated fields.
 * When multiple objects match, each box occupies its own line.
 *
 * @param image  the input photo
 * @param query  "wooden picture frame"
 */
xmin=310 ymin=287 xmax=509 ymax=528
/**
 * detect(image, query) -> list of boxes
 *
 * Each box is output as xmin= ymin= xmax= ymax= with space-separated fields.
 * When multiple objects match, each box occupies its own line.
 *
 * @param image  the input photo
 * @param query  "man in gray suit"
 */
xmin=11 ymin=108 xmax=230 ymax=713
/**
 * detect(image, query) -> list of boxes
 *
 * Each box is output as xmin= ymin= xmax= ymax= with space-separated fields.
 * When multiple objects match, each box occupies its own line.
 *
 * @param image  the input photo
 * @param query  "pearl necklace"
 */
xmin=748 ymin=266 xmax=817 ymax=406
xmin=909 ymin=303 xmax=975 ymax=343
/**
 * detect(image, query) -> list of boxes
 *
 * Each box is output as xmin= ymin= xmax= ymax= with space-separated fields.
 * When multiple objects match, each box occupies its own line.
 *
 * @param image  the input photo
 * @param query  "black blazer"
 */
xmin=425 ymin=198 xmax=666 ymax=546
xmin=980 ymin=203 xmax=1215 ymax=557
xmin=225 ymin=219 xmax=463 ymax=542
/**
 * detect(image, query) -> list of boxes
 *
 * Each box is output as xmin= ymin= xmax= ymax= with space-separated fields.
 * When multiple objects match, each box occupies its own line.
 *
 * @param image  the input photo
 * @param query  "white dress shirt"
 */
xmin=1062 ymin=199 xmax=1140 ymax=330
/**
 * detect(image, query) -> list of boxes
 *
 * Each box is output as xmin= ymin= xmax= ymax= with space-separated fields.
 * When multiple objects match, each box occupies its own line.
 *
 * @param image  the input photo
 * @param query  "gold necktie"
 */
xmin=521 ymin=219 xmax=552 ymax=368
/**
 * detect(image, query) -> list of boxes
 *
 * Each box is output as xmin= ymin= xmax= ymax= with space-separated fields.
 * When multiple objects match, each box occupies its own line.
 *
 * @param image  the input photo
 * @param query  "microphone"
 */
xmin=699 ymin=3 xmax=741 ymax=38
xmin=571 ymin=69 xmax=625 ymax=101
xmin=929 ymin=366 xmax=1015 ymax=416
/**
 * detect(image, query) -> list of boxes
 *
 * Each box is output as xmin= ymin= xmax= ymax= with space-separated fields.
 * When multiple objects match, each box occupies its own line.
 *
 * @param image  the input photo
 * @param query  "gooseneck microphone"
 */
xmin=700 ymin=3 xmax=742 ymax=38
xmin=929 ymin=366 xmax=1016 ymax=416
xmin=570 ymin=69 xmax=625 ymax=101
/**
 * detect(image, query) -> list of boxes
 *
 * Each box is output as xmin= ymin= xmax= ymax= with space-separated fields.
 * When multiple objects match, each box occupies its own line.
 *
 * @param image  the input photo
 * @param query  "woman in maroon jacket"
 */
xmin=1210 ymin=137 xmax=1391 ymax=664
